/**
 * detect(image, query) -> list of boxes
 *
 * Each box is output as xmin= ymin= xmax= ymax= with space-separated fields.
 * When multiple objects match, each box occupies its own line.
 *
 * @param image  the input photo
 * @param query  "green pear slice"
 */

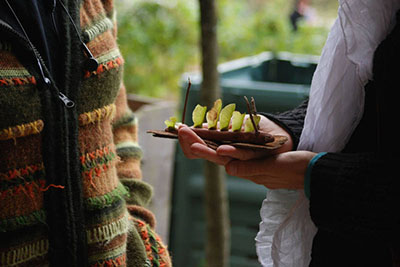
xmin=192 ymin=104 xmax=207 ymax=128
xmin=219 ymin=103 xmax=236 ymax=131
xmin=244 ymin=115 xmax=261 ymax=132
xmin=231 ymin=111 xmax=245 ymax=132
xmin=206 ymin=99 xmax=222 ymax=129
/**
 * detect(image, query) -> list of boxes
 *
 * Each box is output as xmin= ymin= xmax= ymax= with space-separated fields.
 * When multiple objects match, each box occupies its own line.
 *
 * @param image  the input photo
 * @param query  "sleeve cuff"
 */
xmin=304 ymin=152 xmax=327 ymax=199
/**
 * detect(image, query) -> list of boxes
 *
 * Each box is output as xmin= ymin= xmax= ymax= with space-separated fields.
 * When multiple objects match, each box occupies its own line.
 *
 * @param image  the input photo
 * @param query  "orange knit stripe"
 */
xmin=0 ymin=163 xmax=44 ymax=181
xmin=0 ymin=179 xmax=64 ymax=202
xmin=132 ymin=218 xmax=172 ymax=267
xmin=0 ymin=76 xmax=36 ymax=86
xmin=84 ymin=57 xmax=123 ymax=78
xmin=80 ymin=144 xmax=116 ymax=182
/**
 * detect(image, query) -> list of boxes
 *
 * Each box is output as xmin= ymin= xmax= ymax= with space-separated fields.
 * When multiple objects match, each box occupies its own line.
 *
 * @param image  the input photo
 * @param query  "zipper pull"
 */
xmin=59 ymin=92 xmax=75 ymax=108
xmin=82 ymin=43 xmax=99 ymax=72
xmin=36 ymin=58 xmax=75 ymax=108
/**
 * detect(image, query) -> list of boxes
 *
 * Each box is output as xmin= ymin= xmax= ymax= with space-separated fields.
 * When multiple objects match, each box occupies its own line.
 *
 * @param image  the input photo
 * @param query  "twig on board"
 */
xmin=181 ymin=78 xmax=192 ymax=124
xmin=244 ymin=96 xmax=259 ymax=134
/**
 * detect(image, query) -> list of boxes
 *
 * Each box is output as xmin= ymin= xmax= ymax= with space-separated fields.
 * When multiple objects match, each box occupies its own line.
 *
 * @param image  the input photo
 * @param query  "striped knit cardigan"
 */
xmin=0 ymin=0 xmax=171 ymax=266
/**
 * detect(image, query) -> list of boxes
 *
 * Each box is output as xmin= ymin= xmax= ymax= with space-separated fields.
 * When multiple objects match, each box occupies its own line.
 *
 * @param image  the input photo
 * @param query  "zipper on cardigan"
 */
xmin=2 ymin=5 xmax=88 ymax=266
xmin=0 ymin=18 xmax=75 ymax=108
xmin=57 ymin=0 xmax=99 ymax=72
xmin=35 ymin=54 xmax=75 ymax=108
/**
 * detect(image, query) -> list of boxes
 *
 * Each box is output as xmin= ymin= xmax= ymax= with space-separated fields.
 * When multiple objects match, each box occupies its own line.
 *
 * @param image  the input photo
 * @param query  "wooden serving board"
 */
xmin=147 ymin=129 xmax=288 ymax=151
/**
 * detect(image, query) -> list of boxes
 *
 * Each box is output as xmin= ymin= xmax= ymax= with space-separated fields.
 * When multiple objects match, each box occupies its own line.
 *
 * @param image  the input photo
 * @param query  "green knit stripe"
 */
xmin=78 ymin=66 xmax=123 ymax=114
xmin=112 ymin=110 xmax=137 ymax=129
xmin=147 ymin=223 xmax=161 ymax=267
xmin=0 ymin=209 xmax=46 ymax=232
xmin=0 ymin=67 xmax=32 ymax=78
xmin=82 ymin=15 xmax=114 ymax=43
xmin=0 ymin=50 xmax=39 ymax=128
xmin=85 ymin=182 xmax=129 ymax=211
xmin=0 ymin=57 xmax=36 ymax=85
xmin=86 ymin=211 xmax=130 ymax=244
xmin=115 ymin=141 xmax=143 ymax=160
xmin=120 ymin=179 xmax=153 ymax=207
xmin=85 ymin=197 xmax=126 ymax=227
xmin=0 ymin=84 xmax=42 ymax=129
xmin=96 ymin=48 xmax=121 ymax=66
xmin=0 ymin=239 xmax=49 ymax=266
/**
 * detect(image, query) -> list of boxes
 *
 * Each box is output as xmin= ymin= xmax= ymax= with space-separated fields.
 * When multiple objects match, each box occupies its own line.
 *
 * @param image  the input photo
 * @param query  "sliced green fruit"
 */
xmin=244 ymin=115 xmax=261 ymax=132
xmin=231 ymin=111 xmax=245 ymax=132
xmin=219 ymin=103 xmax=236 ymax=131
xmin=206 ymin=99 xmax=222 ymax=129
xmin=164 ymin=116 xmax=177 ymax=130
xmin=192 ymin=104 xmax=207 ymax=128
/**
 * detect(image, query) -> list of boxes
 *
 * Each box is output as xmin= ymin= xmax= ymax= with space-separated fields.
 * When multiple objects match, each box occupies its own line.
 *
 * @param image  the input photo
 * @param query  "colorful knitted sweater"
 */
xmin=0 ymin=0 xmax=171 ymax=266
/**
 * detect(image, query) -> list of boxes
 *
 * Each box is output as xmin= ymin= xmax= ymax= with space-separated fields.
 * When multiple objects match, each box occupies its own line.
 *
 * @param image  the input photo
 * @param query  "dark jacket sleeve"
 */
xmin=259 ymin=99 xmax=308 ymax=150
xmin=309 ymin=152 xmax=400 ymax=244
xmin=260 ymin=100 xmax=400 ymax=245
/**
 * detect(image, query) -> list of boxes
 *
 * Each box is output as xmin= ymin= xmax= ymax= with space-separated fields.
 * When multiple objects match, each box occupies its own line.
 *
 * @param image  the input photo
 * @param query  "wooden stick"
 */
xmin=181 ymin=78 xmax=192 ymax=124
xmin=244 ymin=96 xmax=259 ymax=134
xmin=251 ymin=97 xmax=257 ymax=113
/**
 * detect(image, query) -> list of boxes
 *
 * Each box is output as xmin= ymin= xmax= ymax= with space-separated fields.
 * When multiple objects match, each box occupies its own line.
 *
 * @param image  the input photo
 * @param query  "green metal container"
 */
xmin=169 ymin=52 xmax=318 ymax=267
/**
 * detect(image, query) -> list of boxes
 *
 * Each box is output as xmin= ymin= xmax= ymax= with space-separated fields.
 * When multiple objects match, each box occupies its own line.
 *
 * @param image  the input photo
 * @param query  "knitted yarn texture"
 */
xmin=0 ymin=0 xmax=171 ymax=266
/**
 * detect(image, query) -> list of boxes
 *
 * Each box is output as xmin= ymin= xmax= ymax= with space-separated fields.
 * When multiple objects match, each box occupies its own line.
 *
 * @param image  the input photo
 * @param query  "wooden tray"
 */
xmin=147 ymin=129 xmax=288 ymax=151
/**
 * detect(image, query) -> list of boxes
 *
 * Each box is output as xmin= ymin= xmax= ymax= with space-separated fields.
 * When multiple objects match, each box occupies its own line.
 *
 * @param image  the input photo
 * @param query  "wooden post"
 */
xmin=198 ymin=1 xmax=230 ymax=266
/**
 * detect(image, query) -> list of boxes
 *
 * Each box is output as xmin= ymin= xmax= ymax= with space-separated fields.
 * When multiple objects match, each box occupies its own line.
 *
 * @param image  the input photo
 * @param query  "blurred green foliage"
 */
xmin=116 ymin=0 xmax=334 ymax=100
xmin=116 ymin=0 xmax=199 ymax=99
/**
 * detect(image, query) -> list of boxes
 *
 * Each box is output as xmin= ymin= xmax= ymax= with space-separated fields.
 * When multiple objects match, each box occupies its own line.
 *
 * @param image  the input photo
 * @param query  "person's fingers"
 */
xmin=225 ymin=156 xmax=281 ymax=177
xmin=178 ymin=125 xmax=232 ymax=165
xmin=216 ymin=145 xmax=272 ymax=160
xmin=178 ymin=125 xmax=206 ymax=159
xmin=225 ymin=158 xmax=285 ymax=190
xmin=224 ymin=159 xmax=282 ymax=189
xmin=224 ymin=151 xmax=313 ymax=189
xmin=191 ymin=143 xmax=232 ymax=165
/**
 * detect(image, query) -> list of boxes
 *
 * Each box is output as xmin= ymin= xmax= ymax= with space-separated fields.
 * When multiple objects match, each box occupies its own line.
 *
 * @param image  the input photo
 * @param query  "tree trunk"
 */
xmin=198 ymin=1 xmax=230 ymax=267
xmin=203 ymin=162 xmax=230 ymax=267
xmin=199 ymin=0 xmax=219 ymax=104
